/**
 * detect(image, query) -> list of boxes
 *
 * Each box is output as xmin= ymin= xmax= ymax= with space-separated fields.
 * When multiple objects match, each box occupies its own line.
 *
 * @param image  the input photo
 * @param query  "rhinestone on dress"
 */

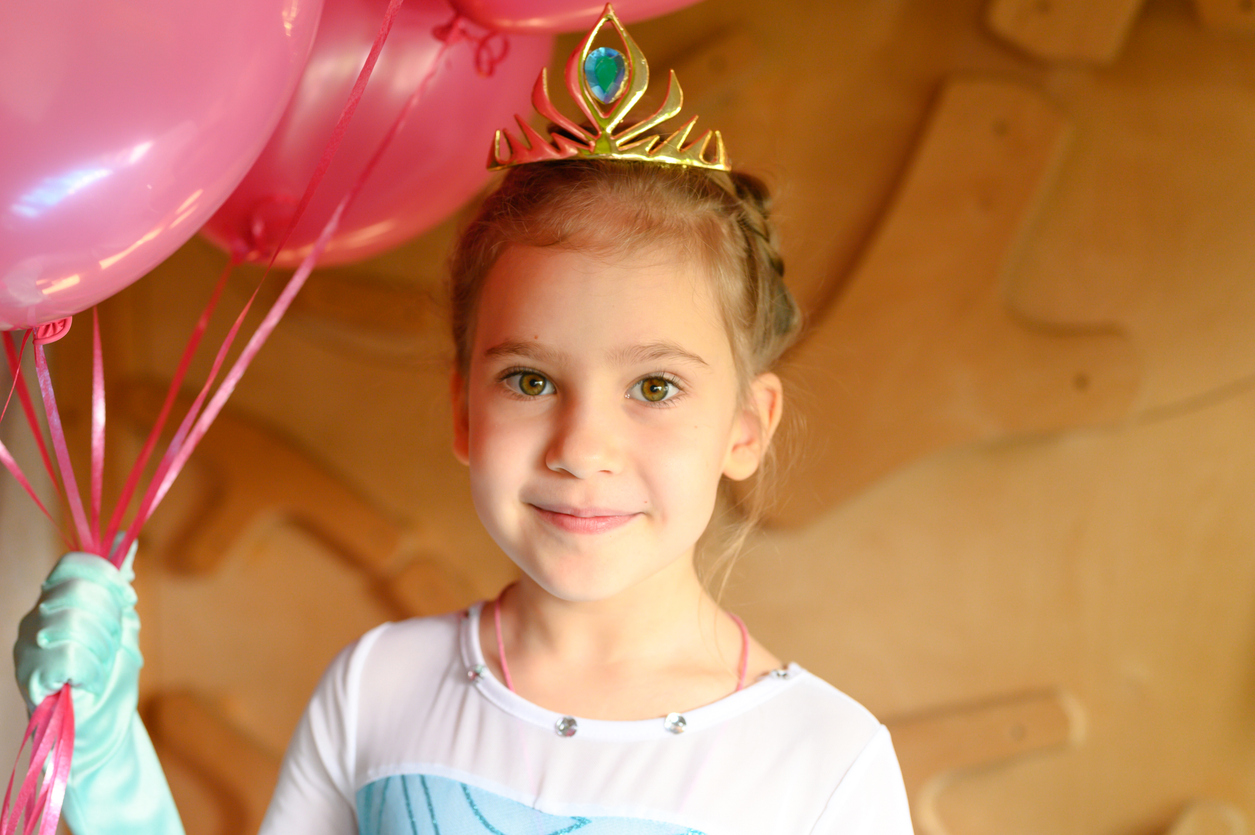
xmin=771 ymin=668 xmax=789 ymax=679
xmin=663 ymin=713 xmax=687 ymax=734
xmin=583 ymin=46 xmax=627 ymax=104
xmin=467 ymin=664 xmax=487 ymax=683
xmin=555 ymin=716 xmax=578 ymax=737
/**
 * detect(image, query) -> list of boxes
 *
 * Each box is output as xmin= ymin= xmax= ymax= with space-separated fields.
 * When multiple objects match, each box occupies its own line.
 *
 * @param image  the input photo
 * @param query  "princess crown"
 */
xmin=488 ymin=3 xmax=729 ymax=172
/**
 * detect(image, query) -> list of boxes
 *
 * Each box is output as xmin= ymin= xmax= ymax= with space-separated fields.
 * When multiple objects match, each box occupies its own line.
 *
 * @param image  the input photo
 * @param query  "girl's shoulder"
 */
xmin=353 ymin=608 xmax=468 ymax=668
xmin=314 ymin=608 xmax=470 ymax=702
xmin=776 ymin=665 xmax=882 ymax=721
xmin=749 ymin=663 xmax=885 ymax=747
xmin=363 ymin=609 xmax=466 ymax=650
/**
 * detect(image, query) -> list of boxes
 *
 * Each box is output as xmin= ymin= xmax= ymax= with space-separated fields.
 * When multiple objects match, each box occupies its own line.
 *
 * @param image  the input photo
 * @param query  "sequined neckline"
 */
xmin=459 ymin=601 xmax=803 ymax=742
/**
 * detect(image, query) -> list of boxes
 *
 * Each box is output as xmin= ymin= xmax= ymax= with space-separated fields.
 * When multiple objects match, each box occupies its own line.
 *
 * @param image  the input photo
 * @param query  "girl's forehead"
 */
xmin=481 ymin=244 xmax=716 ymax=310
xmin=474 ymin=244 xmax=731 ymax=360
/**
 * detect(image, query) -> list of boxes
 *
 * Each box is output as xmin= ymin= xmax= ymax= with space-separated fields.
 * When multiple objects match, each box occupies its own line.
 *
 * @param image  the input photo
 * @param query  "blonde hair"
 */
xmin=449 ymin=160 xmax=801 ymax=594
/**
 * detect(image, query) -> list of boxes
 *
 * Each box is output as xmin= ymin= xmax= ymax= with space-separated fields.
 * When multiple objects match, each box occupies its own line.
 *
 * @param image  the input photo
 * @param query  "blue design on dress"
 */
xmin=356 ymin=774 xmax=707 ymax=835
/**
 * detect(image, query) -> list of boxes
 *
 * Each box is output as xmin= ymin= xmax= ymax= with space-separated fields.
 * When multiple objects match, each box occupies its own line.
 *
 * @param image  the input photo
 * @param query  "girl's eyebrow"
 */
xmin=482 ymin=340 xmax=708 ymax=369
xmin=611 ymin=341 xmax=709 ymax=369
xmin=483 ymin=340 xmax=567 ymax=364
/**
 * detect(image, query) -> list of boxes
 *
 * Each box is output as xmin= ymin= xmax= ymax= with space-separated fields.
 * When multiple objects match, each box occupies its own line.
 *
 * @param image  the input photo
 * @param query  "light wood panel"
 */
xmin=120 ymin=383 xmax=404 ymax=577
xmin=987 ymin=0 xmax=1147 ymax=63
xmin=148 ymin=693 xmax=280 ymax=835
xmin=886 ymin=691 xmax=1077 ymax=835
xmin=763 ymin=76 xmax=1136 ymax=528
xmin=1192 ymin=0 xmax=1255 ymax=32
xmin=1166 ymin=801 xmax=1248 ymax=835
xmin=1007 ymin=1 xmax=1255 ymax=411
xmin=0 ymin=363 xmax=55 ymax=763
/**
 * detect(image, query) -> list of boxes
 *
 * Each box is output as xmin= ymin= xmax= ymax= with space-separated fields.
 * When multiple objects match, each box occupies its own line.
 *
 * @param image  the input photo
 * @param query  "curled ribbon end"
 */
xmin=31 ymin=319 xmax=72 ymax=346
xmin=430 ymin=13 xmax=507 ymax=77
xmin=1 ymin=685 xmax=74 ymax=835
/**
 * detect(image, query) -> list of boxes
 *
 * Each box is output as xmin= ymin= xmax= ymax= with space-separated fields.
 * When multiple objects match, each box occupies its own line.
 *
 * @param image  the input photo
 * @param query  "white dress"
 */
xmin=258 ymin=603 xmax=914 ymax=834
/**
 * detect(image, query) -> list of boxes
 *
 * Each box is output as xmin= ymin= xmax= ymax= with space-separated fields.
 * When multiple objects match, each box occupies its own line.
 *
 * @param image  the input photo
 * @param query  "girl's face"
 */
xmin=453 ymin=243 xmax=776 ymax=603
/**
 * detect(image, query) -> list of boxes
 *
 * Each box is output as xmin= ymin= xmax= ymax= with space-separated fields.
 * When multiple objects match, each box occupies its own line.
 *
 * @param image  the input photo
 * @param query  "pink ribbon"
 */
xmin=0 ymin=335 xmax=68 ymax=545
xmin=139 ymin=1 xmax=461 ymax=527
xmin=0 ymin=332 xmax=29 ymax=428
xmin=89 ymin=311 xmax=105 ymax=548
xmin=0 ymin=685 xmax=73 ymax=835
xmin=102 ymin=255 xmax=239 ymax=565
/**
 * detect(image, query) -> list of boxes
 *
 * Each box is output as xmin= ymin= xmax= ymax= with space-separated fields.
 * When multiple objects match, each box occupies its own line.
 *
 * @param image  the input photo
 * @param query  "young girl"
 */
xmin=14 ymin=8 xmax=913 ymax=833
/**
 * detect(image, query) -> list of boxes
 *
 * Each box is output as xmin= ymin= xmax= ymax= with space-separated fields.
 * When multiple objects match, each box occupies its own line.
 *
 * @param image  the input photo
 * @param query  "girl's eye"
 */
xmin=629 ymin=376 xmax=678 ymax=403
xmin=506 ymin=371 xmax=554 ymax=397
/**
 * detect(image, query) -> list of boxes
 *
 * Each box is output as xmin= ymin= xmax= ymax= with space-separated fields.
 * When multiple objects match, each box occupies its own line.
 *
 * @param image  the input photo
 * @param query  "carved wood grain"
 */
xmin=146 ymin=693 xmax=281 ymax=835
xmin=885 ymin=690 xmax=1077 ymax=835
xmin=763 ymin=77 xmax=1138 ymax=528
xmin=117 ymin=380 xmax=472 ymax=618
xmin=1165 ymin=801 xmax=1249 ymax=835
xmin=1192 ymin=0 xmax=1255 ymax=32
xmin=118 ymin=381 xmax=401 ymax=575
xmin=987 ymin=0 xmax=1147 ymax=63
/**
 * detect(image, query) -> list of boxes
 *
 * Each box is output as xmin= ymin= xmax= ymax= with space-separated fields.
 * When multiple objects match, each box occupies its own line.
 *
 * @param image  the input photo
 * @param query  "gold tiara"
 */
xmin=488 ymin=3 xmax=729 ymax=172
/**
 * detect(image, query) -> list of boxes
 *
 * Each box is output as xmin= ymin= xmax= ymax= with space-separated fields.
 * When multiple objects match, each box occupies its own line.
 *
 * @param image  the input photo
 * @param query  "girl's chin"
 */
xmin=520 ymin=574 xmax=633 ymax=605
xmin=511 ymin=554 xmax=700 ymax=606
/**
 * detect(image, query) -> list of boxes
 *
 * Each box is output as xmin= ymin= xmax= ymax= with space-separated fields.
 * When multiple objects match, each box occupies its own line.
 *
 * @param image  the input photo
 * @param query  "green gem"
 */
xmin=584 ymin=47 xmax=626 ymax=104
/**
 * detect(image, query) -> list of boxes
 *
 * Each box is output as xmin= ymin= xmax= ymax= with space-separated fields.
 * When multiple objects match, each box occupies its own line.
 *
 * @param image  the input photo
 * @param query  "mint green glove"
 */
xmin=13 ymin=548 xmax=185 ymax=835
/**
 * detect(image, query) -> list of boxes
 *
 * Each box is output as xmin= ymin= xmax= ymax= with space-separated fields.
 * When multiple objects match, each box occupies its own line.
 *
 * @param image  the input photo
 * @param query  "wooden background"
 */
xmin=3 ymin=0 xmax=1255 ymax=832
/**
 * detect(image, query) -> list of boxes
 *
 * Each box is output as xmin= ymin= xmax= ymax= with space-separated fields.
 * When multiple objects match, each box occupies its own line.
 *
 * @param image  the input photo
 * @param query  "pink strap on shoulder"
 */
xmin=493 ymin=590 xmax=516 ymax=692
xmin=729 ymin=612 xmax=749 ymax=692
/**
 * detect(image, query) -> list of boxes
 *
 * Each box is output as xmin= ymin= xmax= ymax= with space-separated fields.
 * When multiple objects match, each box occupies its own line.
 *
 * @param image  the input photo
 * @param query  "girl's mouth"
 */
xmin=530 ymin=504 xmax=638 ymax=534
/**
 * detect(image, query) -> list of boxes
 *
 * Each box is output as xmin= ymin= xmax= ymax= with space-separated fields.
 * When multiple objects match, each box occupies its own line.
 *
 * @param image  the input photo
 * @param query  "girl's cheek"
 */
xmin=477 ymin=414 xmax=538 ymax=456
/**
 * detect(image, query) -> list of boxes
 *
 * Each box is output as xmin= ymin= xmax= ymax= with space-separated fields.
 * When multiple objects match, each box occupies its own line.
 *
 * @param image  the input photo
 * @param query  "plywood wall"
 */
xmin=0 ymin=364 xmax=55 ymax=764
xmin=2 ymin=0 xmax=1254 ymax=833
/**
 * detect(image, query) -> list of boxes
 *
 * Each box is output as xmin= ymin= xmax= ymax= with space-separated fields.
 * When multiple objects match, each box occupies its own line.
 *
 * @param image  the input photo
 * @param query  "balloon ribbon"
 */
xmin=0 ymin=686 xmax=73 ymax=835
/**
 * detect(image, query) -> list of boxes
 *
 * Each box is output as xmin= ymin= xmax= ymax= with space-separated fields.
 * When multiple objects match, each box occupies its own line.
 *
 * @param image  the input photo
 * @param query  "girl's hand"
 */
xmin=11 ymin=546 xmax=186 ymax=835
xmin=15 ymin=547 xmax=140 ymax=715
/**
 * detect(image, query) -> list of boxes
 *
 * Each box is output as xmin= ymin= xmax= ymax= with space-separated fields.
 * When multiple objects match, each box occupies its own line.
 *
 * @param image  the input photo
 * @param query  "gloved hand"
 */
xmin=13 ymin=546 xmax=185 ymax=835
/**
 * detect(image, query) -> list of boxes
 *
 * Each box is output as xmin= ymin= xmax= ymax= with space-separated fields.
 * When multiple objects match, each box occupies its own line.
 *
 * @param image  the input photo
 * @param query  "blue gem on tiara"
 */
xmin=584 ymin=46 xmax=627 ymax=104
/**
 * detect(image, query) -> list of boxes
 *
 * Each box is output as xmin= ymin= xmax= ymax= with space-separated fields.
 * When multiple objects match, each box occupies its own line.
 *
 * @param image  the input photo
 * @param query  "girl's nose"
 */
xmin=545 ymin=398 xmax=624 ymax=478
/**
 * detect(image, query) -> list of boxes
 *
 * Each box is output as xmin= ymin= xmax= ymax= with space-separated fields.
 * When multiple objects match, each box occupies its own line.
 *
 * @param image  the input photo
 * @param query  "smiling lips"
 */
xmin=531 ymin=504 xmax=639 ymax=534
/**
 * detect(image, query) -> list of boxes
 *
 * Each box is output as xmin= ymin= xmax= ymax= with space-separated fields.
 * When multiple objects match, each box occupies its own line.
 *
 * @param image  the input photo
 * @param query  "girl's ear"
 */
xmin=722 ymin=372 xmax=784 ymax=482
xmin=450 ymin=368 xmax=470 ymax=466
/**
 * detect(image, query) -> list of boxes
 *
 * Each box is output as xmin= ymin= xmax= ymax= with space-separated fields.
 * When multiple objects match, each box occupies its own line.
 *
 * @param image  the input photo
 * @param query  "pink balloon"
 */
xmin=200 ymin=0 xmax=554 ymax=268
xmin=449 ymin=0 xmax=699 ymax=34
xmin=0 ymin=0 xmax=324 ymax=331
